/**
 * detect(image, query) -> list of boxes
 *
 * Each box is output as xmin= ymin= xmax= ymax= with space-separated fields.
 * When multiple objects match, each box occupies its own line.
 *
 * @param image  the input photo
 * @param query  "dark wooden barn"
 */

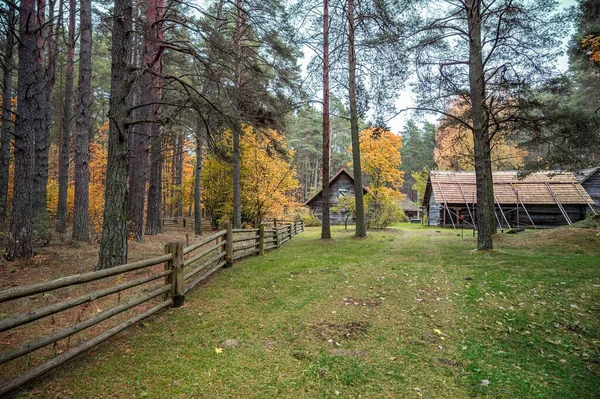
xmin=305 ymin=168 xmax=369 ymax=225
xmin=576 ymin=167 xmax=600 ymax=208
xmin=422 ymin=171 xmax=596 ymax=229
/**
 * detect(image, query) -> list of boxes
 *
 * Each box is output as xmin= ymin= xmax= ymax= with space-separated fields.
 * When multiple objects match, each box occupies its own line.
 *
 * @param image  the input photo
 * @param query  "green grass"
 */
xmin=15 ymin=225 xmax=600 ymax=398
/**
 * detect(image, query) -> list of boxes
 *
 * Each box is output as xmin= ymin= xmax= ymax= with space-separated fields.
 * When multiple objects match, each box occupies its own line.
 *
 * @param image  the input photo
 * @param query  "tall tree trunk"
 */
xmin=98 ymin=0 xmax=133 ymax=269
xmin=175 ymin=134 xmax=184 ymax=218
xmin=194 ymin=123 xmax=203 ymax=236
xmin=0 ymin=5 xmax=16 ymax=223
xmin=6 ymin=0 xmax=38 ymax=259
xmin=466 ymin=0 xmax=495 ymax=250
xmin=169 ymin=138 xmax=176 ymax=218
xmin=57 ymin=0 xmax=75 ymax=234
xmin=321 ymin=0 xmax=331 ymax=239
xmin=348 ymin=0 xmax=366 ymax=238
xmin=145 ymin=131 xmax=163 ymax=235
xmin=144 ymin=0 xmax=165 ymax=235
xmin=232 ymin=0 xmax=244 ymax=229
xmin=72 ymin=0 xmax=92 ymax=241
xmin=32 ymin=0 xmax=49 ymax=223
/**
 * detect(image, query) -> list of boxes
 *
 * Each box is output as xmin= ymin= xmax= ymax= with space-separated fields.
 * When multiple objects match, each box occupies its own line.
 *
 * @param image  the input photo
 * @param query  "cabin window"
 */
xmin=338 ymin=189 xmax=349 ymax=197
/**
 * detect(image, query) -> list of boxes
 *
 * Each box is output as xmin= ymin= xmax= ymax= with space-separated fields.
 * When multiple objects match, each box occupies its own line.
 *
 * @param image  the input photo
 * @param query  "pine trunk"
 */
xmin=0 ymin=5 xmax=15 ymax=223
xmin=32 ymin=0 xmax=49 ymax=223
xmin=348 ymin=0 xmax=366 ymax=238
xmin=145 ymin=130 xmax=163 ymax=235
xmin=321 ymin=0 xmax=331 ymax=239
xmin=57 ymin=0 xmax=75 ymax=234
xmin=72 ymin=0 xmax=92 ymax=242
xmin=467 ymin=0 xmax=495 ymax=250
xmin=6 ymin=0 xmax=38 ymax=259
xmin=232 ymin=0 xmax=243 ymax=229
xmin=144 ymin=0 xmax=164 ymax=235
xmin=194 ymin=126 xmax=203 ymax=236
xmin=98 ymin=0 xmax=133 ymax=269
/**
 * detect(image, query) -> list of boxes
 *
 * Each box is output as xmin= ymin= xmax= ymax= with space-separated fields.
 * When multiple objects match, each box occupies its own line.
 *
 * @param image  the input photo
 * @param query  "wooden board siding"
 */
xmin=305 ymin=169 xmax=366 ymax=225
xmin=581 ymin=170 xmax=600 ymax=207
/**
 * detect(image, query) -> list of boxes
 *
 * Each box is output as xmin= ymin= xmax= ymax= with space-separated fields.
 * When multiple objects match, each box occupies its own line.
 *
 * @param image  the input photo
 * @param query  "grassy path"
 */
xmin=14 ymin=225 xmax=600 ymax=398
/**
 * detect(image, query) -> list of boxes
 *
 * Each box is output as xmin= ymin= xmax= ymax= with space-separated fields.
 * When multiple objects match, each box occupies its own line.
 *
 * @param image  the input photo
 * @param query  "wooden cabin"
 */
xmin=400 ymin=197 xmax=420 ymax=221
xmin=577 ymin=167 xmax=600 ymax=208
xmin=422 ymin=170 xmax=596 ymax=229
xmin=305 ymin=168 xmax=369 ymax=225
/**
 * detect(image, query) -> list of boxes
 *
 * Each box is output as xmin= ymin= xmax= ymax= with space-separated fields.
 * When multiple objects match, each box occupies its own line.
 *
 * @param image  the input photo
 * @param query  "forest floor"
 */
xmin=3 ymin=222 xmax=600 ymax=398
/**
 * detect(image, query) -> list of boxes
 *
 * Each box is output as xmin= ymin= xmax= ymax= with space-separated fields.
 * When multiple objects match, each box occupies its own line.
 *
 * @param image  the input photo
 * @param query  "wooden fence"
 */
xmin=0 ymin=220 xmax=305 ymax=396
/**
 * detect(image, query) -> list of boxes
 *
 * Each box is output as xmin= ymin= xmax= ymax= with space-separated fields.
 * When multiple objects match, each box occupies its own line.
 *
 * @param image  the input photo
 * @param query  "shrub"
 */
xmin=295 ymin=207 xmax=321 ymax=227
xmin=365 ymin=195 xmax=406 ymax=229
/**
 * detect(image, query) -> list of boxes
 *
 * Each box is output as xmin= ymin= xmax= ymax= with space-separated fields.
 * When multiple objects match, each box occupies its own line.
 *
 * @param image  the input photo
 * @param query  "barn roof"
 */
xmin=576 ymin=167 xmax=600 ymax=183
xmin=423 ymin=170 xmax=594 ymax=207
xmin=304 ymin=168 xmax=370 ymax=206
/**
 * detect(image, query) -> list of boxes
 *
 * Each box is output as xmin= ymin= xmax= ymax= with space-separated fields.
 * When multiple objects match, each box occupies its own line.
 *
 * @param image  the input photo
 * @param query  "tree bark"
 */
xmin=72 ymin=0 xmax=92 ymax=241
xmin=0 ymin=5 xmax=16 ymax=223
xmin=32 ymin=0 xmax=49 ymax=223
xmin=98 ymin=0 xmax=133 ymax=269
xmin=194 ymin=123 xmax=203 ymax=236
xmin=143 ymin=0 xmax=165 ymax=235
xmin=232 ymin=0 xmax=244 ymax=229
xmin=145 ymin=130 xmax=163 ymax=235
xmin=6 ymin=0 xmax=38 ymax=259
xmin=466 ymin=0 xmax=495 ymax=250
xmin=348 ymin=0 xmax=366 ymax=238
xmin=57 ymin=0 xmax=75 ymax=234
xmin=321 ymin=0 xmax=331 ymax=239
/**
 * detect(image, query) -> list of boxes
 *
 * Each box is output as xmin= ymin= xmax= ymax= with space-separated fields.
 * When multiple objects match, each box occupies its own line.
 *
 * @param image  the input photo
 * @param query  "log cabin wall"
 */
xmin=305 ymin=169 xmax=363 ymax=225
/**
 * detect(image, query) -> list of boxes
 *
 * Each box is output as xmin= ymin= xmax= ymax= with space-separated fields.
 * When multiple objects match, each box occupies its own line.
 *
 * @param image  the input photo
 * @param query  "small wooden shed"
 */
xmin=305 ymin=168 xmax=369 ymax=225
xmin=576 ymin=167 xmax=600 ymax=208
xmin=422 ymin=170 xmax=596 ymax=229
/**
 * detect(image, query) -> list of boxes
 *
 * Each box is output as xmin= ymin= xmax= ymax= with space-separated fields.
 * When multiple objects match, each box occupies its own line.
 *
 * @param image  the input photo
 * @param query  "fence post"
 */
xmin=183 ymin=218 xmax=187 ymax=227
xmin=185 ymin=233 xmax=190 ymax=247
xmin=165 ymin=242 xmax=185 ymax=307
xmin=162 ymin=218 xmax=165 ymax=227
xmin=225 ymin=222 xmax=234 ymax=267
xmin=275 ymin=226 xmax=280 ymax=248
xmin=259 ymin=225 xmax=265 ymax=255
xmin=288 ymin=224 xmax=292 ymax=240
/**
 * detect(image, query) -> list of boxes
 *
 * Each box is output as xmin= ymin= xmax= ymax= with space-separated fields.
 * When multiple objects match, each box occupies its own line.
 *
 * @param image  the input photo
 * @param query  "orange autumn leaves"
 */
xmin=434 ymin=103 xmax=526 ymax=171
xmin=350 ymin=127 xmax=404 ymax=199
xmin=582 ymin=34 xmax=600 ymax=63
xmin=202 ymin=126 xmax=299 ymax=225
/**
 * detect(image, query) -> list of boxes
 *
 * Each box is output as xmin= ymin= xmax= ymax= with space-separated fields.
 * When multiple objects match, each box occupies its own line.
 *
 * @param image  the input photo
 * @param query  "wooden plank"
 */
xmin=0 ymin=285 xmax=171 ymax=366
xmin=0 ymin=270 xmax=171 ymax=333
xmin=184 ymin=261 xmax=227 ymax=294
xmin=184 ymin=252 xmax=226 ymax=281
xmin=0 ymin=300 xmax=171 ymax=397
xmin=183 ymin=230 xmax=227 ymax=255
xmin=183 ymin=241 xmax=224 ymax=267
xmin=0 ymin=254 xmax=172 ymax=303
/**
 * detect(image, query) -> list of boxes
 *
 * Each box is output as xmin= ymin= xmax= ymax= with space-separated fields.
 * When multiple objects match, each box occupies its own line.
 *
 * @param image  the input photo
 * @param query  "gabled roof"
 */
xmin=576 ymin=167 xmax=600 ymax=183
xmin=423 ymin=170 xmax=594 ymax=207
xmin=304 ymin=168 xmax=370 ymax=206
xmin=400 ymin=197 xmax=419 ymax=212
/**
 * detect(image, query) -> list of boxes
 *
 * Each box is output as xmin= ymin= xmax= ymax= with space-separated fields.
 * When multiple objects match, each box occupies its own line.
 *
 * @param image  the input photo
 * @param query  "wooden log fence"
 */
xmin=0 ymin=220 xmax=305 ymax=396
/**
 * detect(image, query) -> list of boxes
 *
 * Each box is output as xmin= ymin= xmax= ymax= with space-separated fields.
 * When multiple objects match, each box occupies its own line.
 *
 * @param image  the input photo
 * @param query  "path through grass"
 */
xmin=14 ymin=225 xmax=600 ymax=398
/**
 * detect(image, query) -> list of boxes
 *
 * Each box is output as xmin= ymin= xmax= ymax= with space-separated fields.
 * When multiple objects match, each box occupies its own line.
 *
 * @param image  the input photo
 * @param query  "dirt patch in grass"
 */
xmin=313 ymin=321 xmax=369 ymax=341
xmin=342 ymin=297 xmax=380 ymax=307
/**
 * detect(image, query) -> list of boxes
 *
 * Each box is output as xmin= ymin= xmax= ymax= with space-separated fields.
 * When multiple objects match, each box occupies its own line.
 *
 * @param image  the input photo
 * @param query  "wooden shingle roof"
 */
xmin=423 ymin=171 xmax=594 ymax=207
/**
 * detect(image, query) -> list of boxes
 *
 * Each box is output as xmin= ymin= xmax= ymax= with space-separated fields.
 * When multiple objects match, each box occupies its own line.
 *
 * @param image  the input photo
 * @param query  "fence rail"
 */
xmin=0 ymin=220 xmax=305 ymax=396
